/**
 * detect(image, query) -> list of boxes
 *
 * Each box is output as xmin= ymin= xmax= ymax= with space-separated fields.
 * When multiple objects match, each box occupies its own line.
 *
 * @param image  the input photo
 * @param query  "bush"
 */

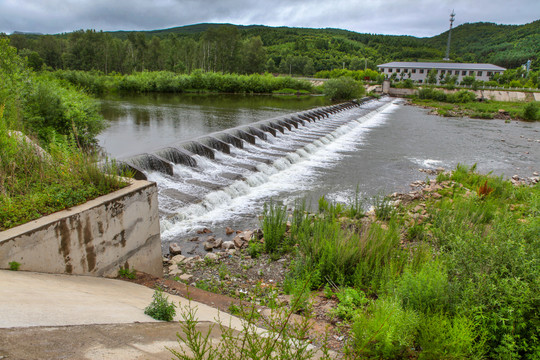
xmin=522 ymin=101 xmax=539 ymax=121
xmin=332 ymin=287 xmax=369 ymax=320
xmin=351 ymin=297 xmax=420 ymax=359
xmin=144 ymin=288 xmax=176 ymax=321
xmin=323 ymin=76 xmax=364 ymax=101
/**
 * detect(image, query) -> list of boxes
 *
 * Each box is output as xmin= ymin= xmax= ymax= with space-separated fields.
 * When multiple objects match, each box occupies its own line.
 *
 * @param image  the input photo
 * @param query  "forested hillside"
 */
xmin=4 ymin=20 xmax=539 ymax=76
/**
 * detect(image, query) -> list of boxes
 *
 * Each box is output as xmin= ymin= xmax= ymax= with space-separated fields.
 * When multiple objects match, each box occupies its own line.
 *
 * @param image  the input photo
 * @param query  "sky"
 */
xmin=0 ymin=0 xmax=538 ymax=38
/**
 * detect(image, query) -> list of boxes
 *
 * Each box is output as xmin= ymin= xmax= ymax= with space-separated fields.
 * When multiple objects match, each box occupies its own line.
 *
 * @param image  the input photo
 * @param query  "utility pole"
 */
xmin=444 ymin=10 xmax=455 ymax=61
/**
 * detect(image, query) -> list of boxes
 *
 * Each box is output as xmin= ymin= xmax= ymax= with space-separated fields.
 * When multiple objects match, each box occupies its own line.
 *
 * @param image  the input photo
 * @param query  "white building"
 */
xmin=377 ymin=62 xmax=506 ymax=84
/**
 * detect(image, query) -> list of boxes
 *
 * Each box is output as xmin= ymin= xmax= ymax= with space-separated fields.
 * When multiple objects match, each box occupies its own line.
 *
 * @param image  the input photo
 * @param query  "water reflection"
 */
xmin=98 ymin=93 xmax=330 ymax=158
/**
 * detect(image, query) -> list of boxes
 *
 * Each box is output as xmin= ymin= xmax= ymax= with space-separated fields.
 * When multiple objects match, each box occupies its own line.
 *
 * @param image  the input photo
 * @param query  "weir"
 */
xmin=117 ymin=97 xmax=394 ymax=241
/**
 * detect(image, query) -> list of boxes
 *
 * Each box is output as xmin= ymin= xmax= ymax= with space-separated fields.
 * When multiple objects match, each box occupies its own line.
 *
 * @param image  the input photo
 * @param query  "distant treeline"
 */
xmin=5 ymin=21 xmax=539 ymax=76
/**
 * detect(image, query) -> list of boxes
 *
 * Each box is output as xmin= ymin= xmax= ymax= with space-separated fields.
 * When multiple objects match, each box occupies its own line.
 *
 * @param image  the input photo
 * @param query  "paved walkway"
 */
xmin=0 ymin=270 xmax=244 ymax=359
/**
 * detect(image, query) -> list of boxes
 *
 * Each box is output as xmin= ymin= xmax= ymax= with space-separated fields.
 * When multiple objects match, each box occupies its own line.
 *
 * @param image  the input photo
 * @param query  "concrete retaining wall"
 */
xmin=0 ymin=180 xmax=162 ymax=277
xmin=384 ymin=86 xmax=538 ymax=102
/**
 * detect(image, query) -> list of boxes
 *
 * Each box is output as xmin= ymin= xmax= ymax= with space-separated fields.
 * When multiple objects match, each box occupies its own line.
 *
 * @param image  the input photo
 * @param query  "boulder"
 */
xmin=205 ymin=253 xmax=219 ymax=261
xmin=222 ymin=241 xmax=235 ymax=250
xmin=203 ymin=241 xmax=214 ymax=251
xmin=171 ymin=255 xmax=185 ymax=264
xmin=188 ymin=236 xmax=199 ymax=242
xmin=169 ymin=268 xmax=183 ymax=276
xmin=169 ymin=243 xmax=182 ymax=256
xmin=197 ymin=228 xmax=212 ymax=234
xmin=179 ymin=274 xmax=193 ymax=282
xmin=239 ymin=230 xmax=254 ymax=242
xmin=203 ymin=237 xmax=223 ymax=251
xmin=233 ymin=236 xmax=246 ymax=248
xmin=225 ymin=227 xmax=235 ymax=235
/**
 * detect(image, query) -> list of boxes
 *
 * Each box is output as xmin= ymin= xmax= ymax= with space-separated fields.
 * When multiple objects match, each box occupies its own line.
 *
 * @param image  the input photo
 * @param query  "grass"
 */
xmin=255 ymin=165 xmax=540 ymax=359
xmin=411 ymin=97 xmax=539 ymax=121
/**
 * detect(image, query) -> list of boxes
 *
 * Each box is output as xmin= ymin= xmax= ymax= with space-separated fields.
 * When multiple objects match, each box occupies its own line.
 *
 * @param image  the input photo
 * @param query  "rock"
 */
xmin=203 ymin=237 xmax=223 ymax=251
xmin=222 ymin=241 xmax=235 ymax=250
xmin=214 ymin=238 xmax=223 ymax=248
xmin=186 ymin=245 xmax=197 ymax=255
xmin=227 ymin=249 xmax=236 ymax=255
xmin=169 ymin=243 xmax=182 ymax=256
xmin=179 ymin=274 xmax=193 ymax=282
xmin=197 ymin=228 xmax=212 ymax=234
xmin=206 ymin=235 xmax=216 ymax=242
xmin=205 ymin=253 xmax=219 ymax=261
xmin=233 ymin=236 xmax=246 ymax=248
xmin=512 ymin=175 xmax=520 ymax=181
xmin=169 ymin=268 xmax=183 ymax=276
xmin=171 ymin=255 xmax=186 ymax=264
xmin=183 ymin=256 xmax=200 ymax=264
xmin=239 ymin=230 xmax=254 ymax=242
xmin=533 ymin=172 xmax=539 ymax=176
xmin=431 ymin=192 xmax=443 ymax=199
xmin=168 ymin=264 xmax=178 ymax=272
xmin=225 ymin=227 xmax=235 ymax=235
xmin=188 ymin=236 xmax=199 ymax=242
xmin=203 ymin=241 xmax=214 ymax=251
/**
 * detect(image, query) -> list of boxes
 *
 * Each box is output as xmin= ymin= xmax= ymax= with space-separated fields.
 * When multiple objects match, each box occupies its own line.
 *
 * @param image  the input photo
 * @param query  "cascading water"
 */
xmin=130 ymin=97 xmax=399 ymax=252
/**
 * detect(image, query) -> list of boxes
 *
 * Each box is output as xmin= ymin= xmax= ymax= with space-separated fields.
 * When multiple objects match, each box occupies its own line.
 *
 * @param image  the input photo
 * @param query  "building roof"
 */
xmin=377 ymin=62 xmax=506 ymax=71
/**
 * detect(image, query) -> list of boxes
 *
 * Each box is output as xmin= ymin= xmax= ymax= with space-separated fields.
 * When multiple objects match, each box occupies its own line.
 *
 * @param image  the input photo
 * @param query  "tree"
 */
xmin=241 ymin=36 xmax=266 ymax=74
xmin=427 ymin=69 xmax=438 ymax=84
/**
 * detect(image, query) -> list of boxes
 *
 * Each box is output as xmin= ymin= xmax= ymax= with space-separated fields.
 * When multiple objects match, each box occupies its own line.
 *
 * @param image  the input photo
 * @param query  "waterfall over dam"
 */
xmin=118 ymin=96 xmax=397 ymax=248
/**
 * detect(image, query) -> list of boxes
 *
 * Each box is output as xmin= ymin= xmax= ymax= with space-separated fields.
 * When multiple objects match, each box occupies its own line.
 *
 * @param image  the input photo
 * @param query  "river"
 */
xmin=98 ymin=94 xmax=540 ymax=253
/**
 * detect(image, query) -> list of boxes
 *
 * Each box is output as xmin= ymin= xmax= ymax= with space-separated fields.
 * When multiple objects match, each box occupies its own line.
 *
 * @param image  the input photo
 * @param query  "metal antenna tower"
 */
xmin=444 ymin=10 xmax=456 ymax=61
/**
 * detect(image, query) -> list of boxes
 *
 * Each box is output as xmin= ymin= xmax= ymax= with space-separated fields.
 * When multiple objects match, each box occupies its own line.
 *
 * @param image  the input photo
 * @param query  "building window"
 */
xmin=462 ymin=71 xmax=467 ymax=75
xmin=477 ymin=71 xmax=483 ymax=76
xmin=469 ymin=71 xmax=474 ymax=76
xmin=412 ymin=69 xmax=416 ymax=73
xmin=419 ymin=69 xmax=424 ymax=74
xmin=388 ymin=68 xmax=392 ymax=73
xmin=455 ymin=70 xmax=459 ymax=75
xmin=418 ymin=79 xmax=423 ymax=83
xmin=487 ymin=71 xmax=492 ymax=76
xmin=441 ymin=70 xmax=445 ymax=74
xmin=396 ymin=68 xmax=400 ymax=72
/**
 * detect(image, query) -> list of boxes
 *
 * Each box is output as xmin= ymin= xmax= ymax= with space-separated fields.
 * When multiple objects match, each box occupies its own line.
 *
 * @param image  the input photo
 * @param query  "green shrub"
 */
xmin=522 ymin=101 xmax=539 ymax=121
xmin=144 ymin=288 xmax=176 ymax=321
xmin=396 ymin=261 xmax=455 ymax=314
xmin=9 ymin=261 xmax=21 ymax=271
xmin=417 ymin=313 xmax=483 ymax=360
xmin=323 ymin=76 xmax=364 ymax=101
xmin=351 ymin=297 xmax=420 ymax=359
xmin=118 ymin=267 xmax=136 ymax=279
xmin=332 ymin=287 xmax=369 ymax=320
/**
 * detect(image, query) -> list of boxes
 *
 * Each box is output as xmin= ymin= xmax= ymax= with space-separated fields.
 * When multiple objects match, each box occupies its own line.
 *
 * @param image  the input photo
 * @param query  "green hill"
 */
xmin=5 ymin=20 xmax=539 ymax=75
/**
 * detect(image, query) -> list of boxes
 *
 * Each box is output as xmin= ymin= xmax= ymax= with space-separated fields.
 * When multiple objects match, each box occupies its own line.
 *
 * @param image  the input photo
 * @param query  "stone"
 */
xmin=205 ymin=253 xmax=219 ymax=261
xmin=239 ymin=230 xmax=254 ymax=241
xmin=203 ymin=241 xmax=214 ymax=251
xmin=227 ymin=249 xmax=236 ymax=255
xmin=197 ymin=228 xmax=212 ymax=234
xmin=169 ymin=268 xmax=183 ymax=276
xmin=169 ymin=243 xmax=182 ymax=256
xmin=233 ymin=236 xmax=246 ymax=248
xmin=222 ymin=241 xmax=235 ymax=250
xmin=168 ymin=264 xmax=178 ymax=272
xmin=179 ymin=274 xmax=193 ymax=281
xmin=533 ymin=172 xmax=539 ymax=176
xmin=171 ymin=255 xmax=185 ymax=264
xmin=188 ymin=236 xmax=199 ymax=242
xmin=225 ymin=227 xmax=235 ymax=235
xmin=206 ymin=235 xmax=216 ymax=242
xmin=214 ymin=238 xmax=223 ymax=248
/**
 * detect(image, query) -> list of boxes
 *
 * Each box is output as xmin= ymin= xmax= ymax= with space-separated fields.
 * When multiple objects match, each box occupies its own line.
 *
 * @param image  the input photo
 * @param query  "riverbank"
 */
xmin=126 ymin=165 xmax=539 ymax=358
xmin=410 ymin=97 xmax=539 ymax=121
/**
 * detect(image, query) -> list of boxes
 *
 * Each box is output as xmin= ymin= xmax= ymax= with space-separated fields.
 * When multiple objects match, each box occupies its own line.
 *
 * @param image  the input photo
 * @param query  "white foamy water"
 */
xmin=158 ymin=99 xmax=397 ymax=241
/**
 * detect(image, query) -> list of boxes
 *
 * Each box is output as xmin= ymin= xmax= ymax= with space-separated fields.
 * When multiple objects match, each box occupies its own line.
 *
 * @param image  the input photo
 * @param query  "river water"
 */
xmin=98 ymin=94 xmax=540 ymax=253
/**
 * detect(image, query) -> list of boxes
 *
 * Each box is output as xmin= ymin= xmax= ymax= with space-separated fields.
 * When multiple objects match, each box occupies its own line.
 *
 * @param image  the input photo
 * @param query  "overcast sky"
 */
xmin=0 ymin=0 xmax=538 ymax=37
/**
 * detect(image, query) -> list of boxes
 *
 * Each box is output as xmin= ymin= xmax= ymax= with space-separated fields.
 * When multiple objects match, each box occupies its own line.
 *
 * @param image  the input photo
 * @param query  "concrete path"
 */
xmin=0 ymin=270 xmax=246 ymax=359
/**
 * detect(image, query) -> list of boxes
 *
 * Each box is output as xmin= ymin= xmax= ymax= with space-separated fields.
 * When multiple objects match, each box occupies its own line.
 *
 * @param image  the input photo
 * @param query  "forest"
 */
xmin=4 ymin=20 xmax=539 ymax=77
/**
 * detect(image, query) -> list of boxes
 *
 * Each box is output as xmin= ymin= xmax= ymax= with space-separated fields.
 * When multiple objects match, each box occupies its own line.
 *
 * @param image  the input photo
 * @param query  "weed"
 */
xmin=373 ymin=193 xmax=395 ymax=220
xmin=332 ymin=287 xmax=369 ymax=320
xmin=144 ymin=287 xmax=176 ymax=321
xmin=261 ymin=201 xmax=287 ymax=254
xmin=118 ymin=267 xmax=136 ymax=279
xmin=9 ymin=261 xmax=21 ymax=271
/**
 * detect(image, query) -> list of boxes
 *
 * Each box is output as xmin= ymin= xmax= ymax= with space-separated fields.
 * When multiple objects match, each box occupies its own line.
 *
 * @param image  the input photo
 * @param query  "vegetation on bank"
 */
xmin=6 ymin=21 xmax=539 ymax=77
xmin=0 ymin=38 xmax=128 ymax=231
xmin=172 ymin=166 xmax=539 ymax=359
xmin=51 ymin=69 xmax=315 ymax=95
xmin=409 ymin=87 xmax=540 ymax=121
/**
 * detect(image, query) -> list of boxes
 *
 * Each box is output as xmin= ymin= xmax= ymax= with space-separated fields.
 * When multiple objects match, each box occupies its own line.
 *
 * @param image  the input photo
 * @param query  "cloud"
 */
xmin=1 ymin=0 xmax=538 ymax=36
